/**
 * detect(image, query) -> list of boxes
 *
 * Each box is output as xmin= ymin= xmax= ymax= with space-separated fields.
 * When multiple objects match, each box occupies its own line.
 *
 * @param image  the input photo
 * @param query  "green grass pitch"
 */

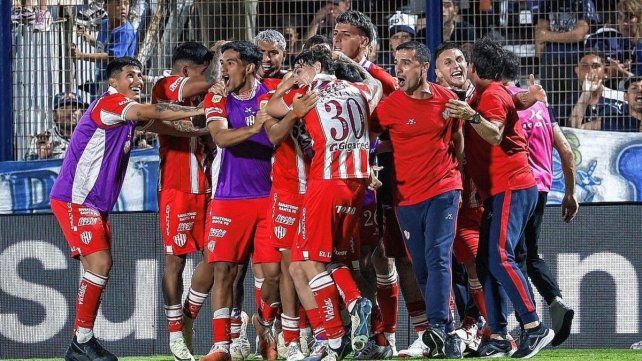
xmin=10 ymin=349 xmax=642 ymax=361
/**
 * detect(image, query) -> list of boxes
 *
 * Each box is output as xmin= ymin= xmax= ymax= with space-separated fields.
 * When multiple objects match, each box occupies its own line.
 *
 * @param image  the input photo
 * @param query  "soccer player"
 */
xmin=151 ymin=41 xmax=216 ymax=361
xmin=50 ymin=57 xmax=205 ymax=361
xmin=371 ymin=41 xmax=463 ymax=358
xmin=199 ymin=41 xmax=276 ymax=361
xmin=334 ymin=11 xmax=426 ymax=358
xmin=265 ymin=46 xmax=382 ymax=361
xmin=446 ymin=38 xmax=554 ymax=358
xmin=502 ymin=50 xmax=578 ymax=347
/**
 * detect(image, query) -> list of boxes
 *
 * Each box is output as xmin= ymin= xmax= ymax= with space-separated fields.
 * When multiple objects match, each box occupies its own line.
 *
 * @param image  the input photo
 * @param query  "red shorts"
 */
xmin=51 ymin=199 xmax=111 ymax=259
xmin=158 ymin=189 xmax=208 ymax=256
xmin=292 ymin=179 xmax=365 ymax=263
xmin=360 ymin=202 xmax=379 ymax=247
xmin=453 ymin=206 xmax=483 ymax=264
xmin=205 ymin=198 xmax=269 ymax=263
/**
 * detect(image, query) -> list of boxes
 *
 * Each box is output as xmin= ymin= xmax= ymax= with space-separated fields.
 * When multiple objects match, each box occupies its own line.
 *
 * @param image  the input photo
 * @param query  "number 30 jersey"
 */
xmin=283 ymin=74 xmax=372 ymax=181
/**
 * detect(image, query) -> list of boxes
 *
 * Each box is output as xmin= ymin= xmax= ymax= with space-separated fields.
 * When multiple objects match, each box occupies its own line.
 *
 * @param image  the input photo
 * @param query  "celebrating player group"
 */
xmin=52 ymin=9 xmax=580 ymax=361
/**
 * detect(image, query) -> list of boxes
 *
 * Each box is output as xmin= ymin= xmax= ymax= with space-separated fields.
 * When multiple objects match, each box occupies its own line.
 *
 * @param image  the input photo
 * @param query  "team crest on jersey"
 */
xmin=80 ymin=231 xmax=93 ymax=245
xmin=274 ymin=225 xmax=287 ymax=240
xmin=207 ymin=240 xmax=216 ymax=252
xmin=245 ymin=115 xmax=256 ymax=127
xmin=403 ymin=230 xmax=410 ymax=240
xmin=212 ymin=95 xmax=222 ymax=103
xmin=174 ymin=233 xmax=187 ymax=247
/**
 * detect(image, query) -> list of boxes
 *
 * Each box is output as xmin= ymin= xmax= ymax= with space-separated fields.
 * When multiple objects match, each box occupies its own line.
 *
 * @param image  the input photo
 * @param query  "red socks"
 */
xmin=75 ymin=271 xmax=107 ymax=331
xmin=329 ymin=265 xmax=361 ymax=309
xmin=212 ymin=308 xmax=231 ymax=345
xmin=469 ymin=277 xmax=488 ymax=320
xmin=282 ymin=314 xmax=300 ymax=345
xmin=376 ymin=269 xmax=399 ymax=334
xmin=165 ymin=304 xmax=183 ymax=333
xmin=309 ymin=272 xmax=344 ymax=339
xmin=183 ymin=288 xmax=208 ymax=320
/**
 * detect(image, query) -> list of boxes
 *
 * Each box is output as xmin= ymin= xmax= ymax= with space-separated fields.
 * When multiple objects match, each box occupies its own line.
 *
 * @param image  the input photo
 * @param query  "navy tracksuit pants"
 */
xmin=396 ymin=190 xmax=460 ymax=331
xmin=477 ymin=186 xmax=539 ymax=335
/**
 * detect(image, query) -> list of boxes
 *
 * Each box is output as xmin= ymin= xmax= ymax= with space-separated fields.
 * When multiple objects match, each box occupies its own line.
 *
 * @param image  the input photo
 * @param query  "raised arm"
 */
xmin=141 ymin=119 xmax=209 ymax=137
xmin=332 ymin=51 xmax=383 ymax=111
xmin=207 ymin=115 xmax=266 ymax=148
xmin=265 ymin=92 xmax=318 ymax=145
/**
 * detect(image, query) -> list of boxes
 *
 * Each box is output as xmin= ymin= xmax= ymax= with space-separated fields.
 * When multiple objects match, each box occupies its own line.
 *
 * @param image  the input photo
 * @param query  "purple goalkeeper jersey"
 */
xmin=50 ymin=87 xmax=137 ymax=213
xmin=508 ymin=85 xmax=554 ymax=192
xmin=204 ymin=81 xmax=274 ymax=200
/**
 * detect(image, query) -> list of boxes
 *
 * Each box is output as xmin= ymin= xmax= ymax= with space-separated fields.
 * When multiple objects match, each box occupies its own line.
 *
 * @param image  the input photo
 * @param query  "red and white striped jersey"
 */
xmin=283 ymin=74 xmax=371 ymax=181
xmin=152 ymin=75 xmax=210 ymax=194
xmin=259 ymin=91 xmax=311 ymax=194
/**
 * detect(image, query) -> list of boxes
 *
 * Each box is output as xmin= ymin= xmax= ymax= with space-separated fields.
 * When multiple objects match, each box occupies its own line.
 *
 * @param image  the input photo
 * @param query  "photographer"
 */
xmin=26 ymin=92 xmax=87 ymax=160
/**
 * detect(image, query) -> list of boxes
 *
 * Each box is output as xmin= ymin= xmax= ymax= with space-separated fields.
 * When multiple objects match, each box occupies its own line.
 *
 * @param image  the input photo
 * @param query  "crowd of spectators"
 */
xmin=11 ymin=0 xmax=642 ymax=160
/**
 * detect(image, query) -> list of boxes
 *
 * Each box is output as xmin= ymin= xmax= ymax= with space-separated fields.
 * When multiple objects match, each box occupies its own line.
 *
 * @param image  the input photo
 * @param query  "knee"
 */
xmin=164 ymin=255 xmax=186 ymax=275
xmin=263 ymin=267 xmax=281 ymax=286
xmin=214 ymin=262 xmax=237 ymax=284
xmin=88 ymin=254 xmax=112 ymax=277
xmin=289 ymin=262 xmax=304 ymax=281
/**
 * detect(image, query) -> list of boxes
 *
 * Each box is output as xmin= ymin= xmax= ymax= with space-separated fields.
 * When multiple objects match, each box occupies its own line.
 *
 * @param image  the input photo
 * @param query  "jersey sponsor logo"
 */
xmin=80 ymin=231 xmax=92 ymax=245
xmin=212 ymin=216 xmax=231 ymax=226
xmin=328 ymin=141 xmax=369 ymax=152
xmin=275 ymin=214 xmax=296 ymax=226
xmin=211 ymin=95 xmax=222 ymax=103
xmin=319 ymin=250 xmax=332 ymax=258
xmin=322 ymin=297 xmax=335 ymax=321
xmin=78 ymin=208 xmax=100 ymax=217
xmin=77 ymin=217 xmax=98 ymax=226
xmin=177 ymin=212 xmax=197 ymax=222
xmin=169 ymin=77 xmax=182 ymax=92
xmin=406 ymin=118 xmax=416 ymax=125
xmin=209 ymin=228 xmax=227 ymax=238
xmin=299 ymin=208 xmax=307 ymax=240
xmin=118 ymin=99 xmax=132 ymax=106
xmin=335 ymin=205 xmax=356 ymax=215
xmin=278 ymin=203 xmax=299 ymax=214
xmin=77 ymin=282 xmax=87 ymax=305
xmin=176 ymin=222 xmax=194 ymax=232
xmin=333 ymin=248 xmax=347 ymax=256
xmin=173 ymin=233 xmax=187 ymax=247
xmin=274 ymin=225 xmax=287 ymax=240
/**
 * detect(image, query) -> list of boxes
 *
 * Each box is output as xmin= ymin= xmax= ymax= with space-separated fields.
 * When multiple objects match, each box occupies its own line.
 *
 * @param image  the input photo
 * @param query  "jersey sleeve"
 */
xmin=204 ymin=93 xmax=228 ymax=124
xmin=370 ymin=66 xmax=399 ymax=96
xmin=153 ymin=76 xmax=190 ymax=103
xmin=369 ymin=99 xmax=389 ymax=133
xmin=262 ymin=78 xmax=282 ymax=91
xmin=478 ymin=89 xmax=510 ymax=125
xmin=281 ymin=87 xmax=307 ymax=109
xmin=91 ymin=93 xmax=137 ymax=128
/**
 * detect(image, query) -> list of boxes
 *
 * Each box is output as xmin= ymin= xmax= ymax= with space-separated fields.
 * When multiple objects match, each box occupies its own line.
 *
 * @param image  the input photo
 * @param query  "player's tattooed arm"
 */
xmin=553 ymin=123 xmax=579 ymax=222
xmin=141 ymin=119 xmax=209 ymax=137
xmin=126 ymin=102 xmax=204 ymax=122
xmin=207 ymin=112 xmax=267 ymax=148
xmin=446 ymin=99 xmax=505 ymax=145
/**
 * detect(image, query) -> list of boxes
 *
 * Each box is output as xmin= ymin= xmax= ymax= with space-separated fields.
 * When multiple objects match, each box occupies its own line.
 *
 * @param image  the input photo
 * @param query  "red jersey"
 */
xmin=372 ymin=84 xmax=462 ymax=206
xmin=283 ymin=74 xmax=371 ymax=180
xmin=360 ymin=59 xmax=398 ymax=96
xmin=152 ymin=75 xmax=209 ymax=194
xmin=465 ymin=82 xmax=536 ymax=200
xmin=259 ymin=90 xmax=311 ymax=194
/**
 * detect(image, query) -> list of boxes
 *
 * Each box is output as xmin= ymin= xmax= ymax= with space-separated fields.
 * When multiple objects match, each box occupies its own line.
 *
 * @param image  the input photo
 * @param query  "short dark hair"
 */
xmin=106 ymin=57 xmax=143 ymax=78
xmin=396 ymin=41 xmax=431 ymax=64
xmin=471 ymin=37 xmax=505 ymax=80
xmin=624 ymin=75 xmax=642 ymax=90
xmin=577 ymin=49 xmax=606 ymax=65
xmin=221 ymin=41 xmax=262 ymax=69
xmin=303 ymin=35 xmax=332 ymax=51
xmin=335 ymin=10 xmax=375 ymax=42
xmin=434 ymin=42 xmax=462 ymax=63
xmin=293 ymin=46 xmax=334 ymax=74
xmin=501 ymin=50 xmax=520 ymax=82
xmin=334 ymin=60 xmax=364 ymax=83
xmin=172 ymin=41 xmax=213 ymax=65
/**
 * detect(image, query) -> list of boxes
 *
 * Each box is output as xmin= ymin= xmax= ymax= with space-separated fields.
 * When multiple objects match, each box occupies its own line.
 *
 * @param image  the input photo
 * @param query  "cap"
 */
xmin=389 ymin=11 xmax=416 ymax=37
xmin=53 ymin=92 xmax=87 ymax=110
xmin=624 ymin=75 xmax=642 ymax=90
